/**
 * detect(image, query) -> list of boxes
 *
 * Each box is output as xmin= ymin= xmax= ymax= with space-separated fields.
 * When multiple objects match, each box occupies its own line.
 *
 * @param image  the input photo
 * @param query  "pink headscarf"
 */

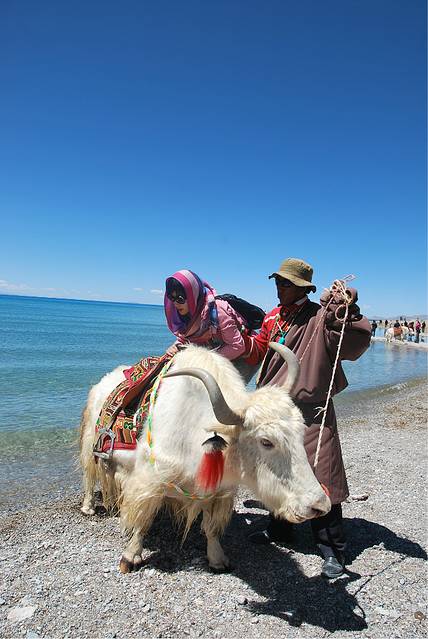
xmin=164 ymin=269 xmax=218 ymax=340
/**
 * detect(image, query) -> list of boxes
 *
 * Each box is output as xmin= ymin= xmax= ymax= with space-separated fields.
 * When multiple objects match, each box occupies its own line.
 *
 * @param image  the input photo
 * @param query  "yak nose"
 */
xmin=310 ymin=507 xmax=327 ymax=518
xmin=310 ymin=495 xmax=331 ymax=519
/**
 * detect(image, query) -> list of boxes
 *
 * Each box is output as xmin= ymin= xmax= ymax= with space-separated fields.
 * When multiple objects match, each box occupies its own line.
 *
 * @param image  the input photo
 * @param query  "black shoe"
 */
xmin=321 ymin=556 xmax=345 ymax=579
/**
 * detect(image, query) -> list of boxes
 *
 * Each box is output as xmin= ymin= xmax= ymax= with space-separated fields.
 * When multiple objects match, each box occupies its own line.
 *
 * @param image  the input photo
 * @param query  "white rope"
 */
xmin=298 ymin=304 xmax=329 ymax=364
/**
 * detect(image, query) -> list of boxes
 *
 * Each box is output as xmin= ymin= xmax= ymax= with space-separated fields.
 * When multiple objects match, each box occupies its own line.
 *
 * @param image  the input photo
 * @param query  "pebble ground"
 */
xmin=1 ymin=379 xmax=426 ymax=639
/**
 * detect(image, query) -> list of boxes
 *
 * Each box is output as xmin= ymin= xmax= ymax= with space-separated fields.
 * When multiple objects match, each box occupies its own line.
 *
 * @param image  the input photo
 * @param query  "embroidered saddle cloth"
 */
xmin=94 ymin=354 xmax=172 ymax=455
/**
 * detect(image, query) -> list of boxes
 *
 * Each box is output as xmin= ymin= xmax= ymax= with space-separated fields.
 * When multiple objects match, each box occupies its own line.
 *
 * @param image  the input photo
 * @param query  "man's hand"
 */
xmin=320 ymin=285 xmax=362 ymax=323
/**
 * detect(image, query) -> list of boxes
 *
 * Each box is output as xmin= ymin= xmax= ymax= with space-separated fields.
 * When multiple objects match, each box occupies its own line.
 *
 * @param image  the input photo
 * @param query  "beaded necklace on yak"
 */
xmin=144 ymin=359 xmax=173 ymax=465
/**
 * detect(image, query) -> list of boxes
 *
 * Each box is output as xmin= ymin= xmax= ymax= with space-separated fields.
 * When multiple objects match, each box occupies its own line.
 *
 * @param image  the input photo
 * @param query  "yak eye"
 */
xmin=260 ymin=438 xmax=274 ymax=449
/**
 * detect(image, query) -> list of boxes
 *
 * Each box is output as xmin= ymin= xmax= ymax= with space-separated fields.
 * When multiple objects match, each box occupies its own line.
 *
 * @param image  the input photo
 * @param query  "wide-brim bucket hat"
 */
xmin=269 ymin=257 xmax=317 ymax=293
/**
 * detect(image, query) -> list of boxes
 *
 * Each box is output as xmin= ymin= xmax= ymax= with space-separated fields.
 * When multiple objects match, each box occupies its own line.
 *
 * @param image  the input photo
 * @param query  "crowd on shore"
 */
xmin=369 ymin=318 xmax=426 ymax=342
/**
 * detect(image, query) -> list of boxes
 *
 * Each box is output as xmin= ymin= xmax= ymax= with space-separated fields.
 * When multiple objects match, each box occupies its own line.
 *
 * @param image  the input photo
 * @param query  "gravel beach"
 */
xmin=1 ymin=378 xmax=427 ymax=639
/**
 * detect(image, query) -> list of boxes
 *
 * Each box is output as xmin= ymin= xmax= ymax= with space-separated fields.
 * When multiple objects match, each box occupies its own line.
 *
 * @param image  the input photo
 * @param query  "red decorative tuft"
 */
xmin=196 ymin=450 xmax=225 ymax=492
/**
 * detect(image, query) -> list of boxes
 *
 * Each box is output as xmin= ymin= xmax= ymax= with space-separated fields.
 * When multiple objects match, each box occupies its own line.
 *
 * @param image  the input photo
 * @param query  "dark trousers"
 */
xmin=268 ymin=503 xmax=346 ymax=560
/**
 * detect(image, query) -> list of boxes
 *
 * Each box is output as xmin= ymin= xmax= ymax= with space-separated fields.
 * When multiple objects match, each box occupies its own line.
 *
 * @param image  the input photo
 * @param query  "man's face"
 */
xmin=275 ymin=276 xmax=307 ymax=306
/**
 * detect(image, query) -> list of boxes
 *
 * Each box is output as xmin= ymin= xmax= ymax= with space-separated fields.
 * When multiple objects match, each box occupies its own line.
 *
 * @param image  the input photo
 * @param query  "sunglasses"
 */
xmin=167 ymin=293 xmax=187 ymax=304
xmin=275 ymin=277 xmax=294 ymax=288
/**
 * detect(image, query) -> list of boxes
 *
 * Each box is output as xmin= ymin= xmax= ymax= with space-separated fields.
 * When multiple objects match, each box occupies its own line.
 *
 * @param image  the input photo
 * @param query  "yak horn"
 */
xmin=163 ymin=368 xmax=244 ymax=426
xmin=268 ymin=342 xmax=300 ymax=395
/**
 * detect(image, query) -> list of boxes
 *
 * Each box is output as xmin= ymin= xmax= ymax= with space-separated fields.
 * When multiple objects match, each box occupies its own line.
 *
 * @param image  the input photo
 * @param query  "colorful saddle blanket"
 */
xmin=94 ymin=354 xmax=172 ymax=455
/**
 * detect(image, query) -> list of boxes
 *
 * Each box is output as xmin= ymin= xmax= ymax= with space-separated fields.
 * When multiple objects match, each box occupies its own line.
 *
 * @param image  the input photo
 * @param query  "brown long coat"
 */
xmin=257 ymin=296 xmax=371 ymax=504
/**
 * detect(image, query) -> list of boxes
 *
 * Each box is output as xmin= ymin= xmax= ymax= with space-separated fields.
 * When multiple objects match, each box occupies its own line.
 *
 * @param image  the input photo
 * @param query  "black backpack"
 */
xmin=215 ymin=294 xmax=266 ymax=332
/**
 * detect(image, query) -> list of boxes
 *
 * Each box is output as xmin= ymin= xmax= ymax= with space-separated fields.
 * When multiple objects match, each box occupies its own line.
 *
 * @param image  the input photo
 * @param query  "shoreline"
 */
xmin=371 ymin=335 xmax=428 ymax=350
xmin=1 ymin=379 xmax=427 ymax=638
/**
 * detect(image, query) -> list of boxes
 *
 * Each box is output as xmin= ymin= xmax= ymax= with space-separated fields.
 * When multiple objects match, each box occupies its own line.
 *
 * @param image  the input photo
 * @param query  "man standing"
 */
xmin=244 ymin=258 xmax=371 ymax=578
xmin=371 ymin=320 xmax=378 ymax=337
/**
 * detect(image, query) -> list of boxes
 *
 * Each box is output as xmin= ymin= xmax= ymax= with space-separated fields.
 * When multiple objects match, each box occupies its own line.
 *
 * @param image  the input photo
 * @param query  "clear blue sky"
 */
xmin=0 ymin=1 xmax=426 ymax=317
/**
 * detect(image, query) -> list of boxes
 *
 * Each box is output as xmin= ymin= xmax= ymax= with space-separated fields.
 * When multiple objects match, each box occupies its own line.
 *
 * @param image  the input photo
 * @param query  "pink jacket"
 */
xmin=175 ymin=299 xmax=247 ymax=360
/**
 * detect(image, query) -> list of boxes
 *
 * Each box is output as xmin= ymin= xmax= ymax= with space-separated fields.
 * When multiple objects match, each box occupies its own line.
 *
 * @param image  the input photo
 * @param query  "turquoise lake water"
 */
xmin=1 ymin=294 xmax=426 ymax=510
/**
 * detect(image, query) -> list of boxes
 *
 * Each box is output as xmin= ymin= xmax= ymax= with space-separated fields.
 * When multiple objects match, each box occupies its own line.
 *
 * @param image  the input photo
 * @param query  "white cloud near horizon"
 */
xmin=150 ymin=289 xmax=163 ymax=296
xmin=0 ymin=279 xmax=59 ymax=294
xmin=0 ymin=278 xmax=80 ymax=297
xmin=133 ymin=287 xmax=144 ymax=292
xmin=0 ymin=278 xmax=32 ymax=292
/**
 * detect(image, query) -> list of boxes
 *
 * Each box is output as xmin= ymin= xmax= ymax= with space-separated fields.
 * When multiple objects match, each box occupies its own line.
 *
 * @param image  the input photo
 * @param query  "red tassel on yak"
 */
xmin=196 ymin=433 xmax=227 ymax=492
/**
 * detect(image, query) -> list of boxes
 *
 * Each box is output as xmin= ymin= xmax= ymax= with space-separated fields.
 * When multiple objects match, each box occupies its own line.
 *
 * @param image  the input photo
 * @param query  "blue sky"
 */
xmin=0 ymin=1 xmax=426 ymax=317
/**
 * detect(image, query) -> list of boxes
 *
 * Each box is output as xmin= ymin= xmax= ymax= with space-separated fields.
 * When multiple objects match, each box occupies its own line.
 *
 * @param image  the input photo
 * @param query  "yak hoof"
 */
xmin=209 ymin=563 xmax=233 ymax=574
xmin=119 ymin=557 xmax=134 ymax=573
xmin=119 ymin=555 xmax=143 ymax=573
xmin=208 ymin=557 xmax=233 ymax=574
xmin=81 ymin=505 xmax=95 ymax=516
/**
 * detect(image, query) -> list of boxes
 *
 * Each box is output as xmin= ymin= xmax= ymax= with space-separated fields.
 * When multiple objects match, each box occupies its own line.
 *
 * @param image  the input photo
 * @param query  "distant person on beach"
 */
xmin=371 ymin=320 xmax=378 ymax=337
xmin=422 ymin=321 xmax=426 ymax=334
xmin=164 ymin=269 xmax=248 ymax=360
xmin=243 ymin=257 xmax=371 ymax=579
xmin=393 ymin=320 xmax=402 ymax=340
xmin=415 ymin=319 xmax=421 ymax=343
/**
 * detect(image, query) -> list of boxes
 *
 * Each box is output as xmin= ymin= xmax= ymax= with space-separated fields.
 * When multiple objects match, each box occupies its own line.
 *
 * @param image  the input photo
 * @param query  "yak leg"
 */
xmin=202 ymin=496 xmax=234 ymax=572
xmin=119 ymin=496 xmax=162 ymax=573
xmin=119 ymin=529 xmax=146 ymax=573
xmin=81 ymin=471 xmax=96 ymax=515
xmin=79 ymin=407 xmax=98 ymax=516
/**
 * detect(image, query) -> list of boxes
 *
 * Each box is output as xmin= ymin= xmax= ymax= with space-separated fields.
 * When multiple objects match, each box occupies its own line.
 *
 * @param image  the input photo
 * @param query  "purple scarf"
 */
xmin=164 ymin=270 xmax=218 ymax=340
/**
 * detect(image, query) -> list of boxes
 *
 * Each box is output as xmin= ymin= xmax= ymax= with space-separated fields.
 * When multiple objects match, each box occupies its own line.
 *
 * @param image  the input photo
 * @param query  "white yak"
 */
xmin=79 ymin=343 xmax=331 ymax=573
xmin=385 ymin=326 xmax=410 ymax=342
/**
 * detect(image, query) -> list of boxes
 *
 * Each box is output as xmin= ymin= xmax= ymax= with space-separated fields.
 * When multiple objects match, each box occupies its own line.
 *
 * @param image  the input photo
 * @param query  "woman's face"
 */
xmin=167 ymin=286 xmax=190 ymax=316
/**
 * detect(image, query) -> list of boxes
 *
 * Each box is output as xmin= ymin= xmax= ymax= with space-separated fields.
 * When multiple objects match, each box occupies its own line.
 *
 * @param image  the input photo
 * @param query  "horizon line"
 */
xmin=0 ymin=292 xmax=164 ymax=308
xmin=0 ymin=292 xmax=426 ymax=319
